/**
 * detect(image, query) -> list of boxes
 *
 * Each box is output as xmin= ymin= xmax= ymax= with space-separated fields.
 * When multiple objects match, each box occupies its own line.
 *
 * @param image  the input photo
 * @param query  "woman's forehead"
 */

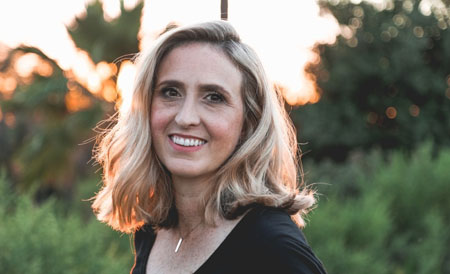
xmin=156 ymin=43 xmax=242 ymax=92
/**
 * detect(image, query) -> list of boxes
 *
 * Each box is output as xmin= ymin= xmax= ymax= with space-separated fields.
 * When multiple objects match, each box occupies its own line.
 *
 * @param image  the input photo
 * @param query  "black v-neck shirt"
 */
xmin=131 ymin=206 xmax=327 ymax=274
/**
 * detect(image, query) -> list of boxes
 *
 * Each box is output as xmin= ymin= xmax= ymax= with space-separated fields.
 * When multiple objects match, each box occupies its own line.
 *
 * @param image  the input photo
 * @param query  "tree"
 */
xmin=68 ymin=0 xmax=143 ymax=63
xmin=292 ymin=0 xmax=450 ymax=161
xmin=0 ymin=0 xmax=143 ymax=194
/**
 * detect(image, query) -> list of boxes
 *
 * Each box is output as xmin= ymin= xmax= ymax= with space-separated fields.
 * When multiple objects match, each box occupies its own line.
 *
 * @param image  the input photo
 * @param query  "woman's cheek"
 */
xmin=150 ymin=104 xmax=172 ymax=136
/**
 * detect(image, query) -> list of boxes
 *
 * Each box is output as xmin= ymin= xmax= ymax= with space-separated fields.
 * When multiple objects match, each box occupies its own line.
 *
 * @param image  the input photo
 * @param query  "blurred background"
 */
xmin=0 ymin=0 xmax=449 ymax=273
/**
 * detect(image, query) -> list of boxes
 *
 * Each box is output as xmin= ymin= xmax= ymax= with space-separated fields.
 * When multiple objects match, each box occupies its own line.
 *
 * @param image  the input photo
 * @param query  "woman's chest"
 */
xmin=145 ymin=220 xmax=242 ymax=274
xmin=145 ymin=234 xmax=215 ymax=274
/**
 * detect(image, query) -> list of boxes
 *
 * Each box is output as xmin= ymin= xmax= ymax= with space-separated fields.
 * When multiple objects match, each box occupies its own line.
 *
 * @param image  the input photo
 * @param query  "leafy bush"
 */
xmin=0 ymin=177 xmax=133 ymax=274
xmin=304 ymin=143 xmax=450 ymax=274
xmin=2 ymin=142 xmax=449 ymax=273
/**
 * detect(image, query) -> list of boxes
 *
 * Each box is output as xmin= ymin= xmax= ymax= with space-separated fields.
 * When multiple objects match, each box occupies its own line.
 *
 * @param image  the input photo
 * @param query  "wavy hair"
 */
xmin=92 ymin=20 xmax=315 ymax=233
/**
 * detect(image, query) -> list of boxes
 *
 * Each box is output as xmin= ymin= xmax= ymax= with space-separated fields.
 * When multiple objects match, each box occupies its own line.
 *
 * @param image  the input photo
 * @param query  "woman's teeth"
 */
xmin=171 ymin=136 xmax=206 ymax=147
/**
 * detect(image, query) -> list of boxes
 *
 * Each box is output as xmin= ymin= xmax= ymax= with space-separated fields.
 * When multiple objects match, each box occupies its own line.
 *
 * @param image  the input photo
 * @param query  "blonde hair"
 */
xmin=92 ymin=20 xmax=315 ymax=233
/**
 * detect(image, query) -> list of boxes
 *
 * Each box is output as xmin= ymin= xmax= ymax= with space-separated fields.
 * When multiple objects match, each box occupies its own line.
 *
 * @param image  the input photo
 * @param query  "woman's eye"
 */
xmin=205 ymin=92 xmax=225 ymax=103
xmin=162 ymin=88 xmax=180 ymax=98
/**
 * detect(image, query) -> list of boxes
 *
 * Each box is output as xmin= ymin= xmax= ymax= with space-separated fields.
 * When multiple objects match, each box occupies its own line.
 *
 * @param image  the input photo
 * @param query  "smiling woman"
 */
xmin=151 ymin=43 xmax=244 ymax=185
xmin=91 ymin=20 xmax=327 ymax=274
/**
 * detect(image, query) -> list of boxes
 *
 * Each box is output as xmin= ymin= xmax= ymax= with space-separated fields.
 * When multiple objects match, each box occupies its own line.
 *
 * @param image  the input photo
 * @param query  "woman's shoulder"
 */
xmin=245 ymin=205 xmax=306 ymax=240
xmin=240 ymin=205 xmax=327 ymax=274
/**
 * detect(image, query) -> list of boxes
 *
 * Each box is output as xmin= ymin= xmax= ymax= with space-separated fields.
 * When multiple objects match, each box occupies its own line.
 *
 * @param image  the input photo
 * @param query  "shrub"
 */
xmin=0 ymin=176 xmax=133 ymax=274
xmin=304 ymin=143 xmax=450 ymax=274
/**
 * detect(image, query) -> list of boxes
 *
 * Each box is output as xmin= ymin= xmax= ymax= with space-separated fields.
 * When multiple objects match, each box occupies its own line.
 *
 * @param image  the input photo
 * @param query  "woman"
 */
xmin=92 ymin=20 xmax=327 ymax=274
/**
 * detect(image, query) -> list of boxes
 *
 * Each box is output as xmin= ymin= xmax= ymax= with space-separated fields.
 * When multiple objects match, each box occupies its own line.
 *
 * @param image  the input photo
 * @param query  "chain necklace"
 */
xmin=174 ymin=221 xmax=204 ymax=253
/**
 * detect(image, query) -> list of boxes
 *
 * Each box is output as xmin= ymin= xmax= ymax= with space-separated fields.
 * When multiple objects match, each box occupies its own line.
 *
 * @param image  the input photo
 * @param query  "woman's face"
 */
xmin=150 ymin=43 xmax=244 ymax=183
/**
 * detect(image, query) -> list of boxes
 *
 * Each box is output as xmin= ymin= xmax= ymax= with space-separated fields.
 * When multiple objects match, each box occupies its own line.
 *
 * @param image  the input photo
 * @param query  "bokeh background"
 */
xmin=1 ymin=0 xmax=449 ymax=273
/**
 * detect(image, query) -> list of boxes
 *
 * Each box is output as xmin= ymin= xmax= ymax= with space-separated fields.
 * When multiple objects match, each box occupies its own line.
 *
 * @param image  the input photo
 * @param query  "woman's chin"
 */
xmin=169 ymin=168 xmax=214 ymax=183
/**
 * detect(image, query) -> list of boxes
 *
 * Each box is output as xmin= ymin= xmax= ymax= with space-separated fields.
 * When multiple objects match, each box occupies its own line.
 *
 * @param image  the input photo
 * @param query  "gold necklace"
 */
xmin=174 ymin=221 xmax=203 ymax=253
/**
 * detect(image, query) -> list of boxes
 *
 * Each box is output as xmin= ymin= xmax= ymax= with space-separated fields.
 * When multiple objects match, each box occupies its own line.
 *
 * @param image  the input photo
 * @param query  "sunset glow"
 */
xmin=65 ymin=85 xmax=92 ymax=113
xmin=0 ymin=0 xmax=341 ymax=107
xmin=139 ymin=0 xmax=340 ymax=106
xmin=229 ymin=0 xmax=339 ymax=105
xmin=0 ymin=76 xmax=17 ymax=99
xmin=116 ymin=60 xmax=137 ymax=112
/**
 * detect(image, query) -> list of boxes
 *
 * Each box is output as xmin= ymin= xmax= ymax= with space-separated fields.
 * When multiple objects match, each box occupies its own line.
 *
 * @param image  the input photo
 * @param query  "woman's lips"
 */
xmin=168 ymin=134 xmax=207 ymax=152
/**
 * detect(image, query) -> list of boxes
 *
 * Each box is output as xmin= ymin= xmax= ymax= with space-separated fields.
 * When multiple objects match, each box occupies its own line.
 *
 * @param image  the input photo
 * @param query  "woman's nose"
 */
xmin=174 ymin=97 xmax=200 ymax=128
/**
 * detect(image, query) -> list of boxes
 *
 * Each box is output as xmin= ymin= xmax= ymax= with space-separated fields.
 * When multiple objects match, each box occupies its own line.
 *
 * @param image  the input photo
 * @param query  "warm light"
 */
xmin=87 ymin=73 xmax=102 ymax=94
xmin=65 ymin=87 xmax=92 ymax=112
xmin=14 ymin=53 xmax=40 ymax=78
xmin=101 ymin=0 xmax=142 ymax=21
xmin=386 ymin=106 xmax=397 ymax=119
xmin=229 ymin=0 xmax=339 ymax=106
xmin=66 ymin=80 xmax=78 ymax=91
xmin=36 ymin=62 xmax=54 ymax=77
xmin=70 ymin=50 xmax=102 ymax=94
xmin=124 ymin=0 xmax=140 ymax=10
xmin=102 ymin=79 xmax=118 ymax=102
xmin=1 ymin=0 xmax=342 ymax=107
xmin=140 ymin=0 xmax=218 ymax=48
xmin=279 ymin=72 xmax=321 ymax=106
xmin=0 ymin=107 xmax=3 ymax=121
xmin=116 ymin=60 xmax=137 ymax=112
xmin=4 ymin=77 xmax=17 ymax=92
xmin=102 ymin=0 xmax=121 ymax=21
xmin=445 ymin=88 xmax=450 ymax=99
xmin=0 ymin=44 xmax=9 ymax=61
xmin=419 ymin=0 xmax=447 ymax=17
xmin=0 ymin=76 xmax=17 ymax=98
xmin=71 ymin=51 xmax=93 ymax=82
xmin=141 ymin=0 xmax=340 ymax=106
xmin=409 ymin=104 xmax=420 ymax=117
xmin=96 ymin=61 xmax=116 ymax=80
xmin=340 ymin=25 xmax=355 ymax=40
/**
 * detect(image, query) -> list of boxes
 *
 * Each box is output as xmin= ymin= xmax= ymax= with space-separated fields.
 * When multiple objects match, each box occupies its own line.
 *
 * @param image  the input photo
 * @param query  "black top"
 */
xmin=131 ymin=205 xmax=327 ymax=274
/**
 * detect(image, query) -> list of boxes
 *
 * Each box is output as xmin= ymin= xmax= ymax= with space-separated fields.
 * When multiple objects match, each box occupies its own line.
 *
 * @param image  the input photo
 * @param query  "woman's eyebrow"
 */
xmin=199 ymin=84 xmax=232 ymax=97
xmin=155 ymin=80 xmax=233 ymax=98
xmin=155 ymin=80 xmax=184 ymax=89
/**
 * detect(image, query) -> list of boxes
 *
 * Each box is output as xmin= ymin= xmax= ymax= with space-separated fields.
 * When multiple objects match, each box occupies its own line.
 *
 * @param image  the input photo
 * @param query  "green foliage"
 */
xmin=0 ymin=176 xmax=133 ymax=274
xmin=303 ymin=143 xmax=450 ymax=274
xmin=1 ymin=1 xmax=448 ymax=272
xmin=0 ymin=47 xmax=106 ymax=191
xmin=68 ymin=0 xmax=143 ymax=63
xmin=0 ymin=2 xmax=144 ymax=193
xmin=293 ymin=0 xmax=450 ymax=161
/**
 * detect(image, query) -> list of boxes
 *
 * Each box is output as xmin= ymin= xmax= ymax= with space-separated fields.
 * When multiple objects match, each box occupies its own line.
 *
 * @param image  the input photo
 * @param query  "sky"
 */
xmin=0 ymin=0 xmax=342 ymax=105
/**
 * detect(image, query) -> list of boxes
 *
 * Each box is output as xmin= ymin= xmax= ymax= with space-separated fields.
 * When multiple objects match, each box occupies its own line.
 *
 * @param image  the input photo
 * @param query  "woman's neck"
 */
xmin=172 ymin=176 xmax=210 ymax=229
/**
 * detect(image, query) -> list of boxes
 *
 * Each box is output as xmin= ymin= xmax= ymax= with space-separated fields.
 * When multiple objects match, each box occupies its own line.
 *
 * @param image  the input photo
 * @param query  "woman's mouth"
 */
xmin=169 ymin=135 xmax=207 ymax=147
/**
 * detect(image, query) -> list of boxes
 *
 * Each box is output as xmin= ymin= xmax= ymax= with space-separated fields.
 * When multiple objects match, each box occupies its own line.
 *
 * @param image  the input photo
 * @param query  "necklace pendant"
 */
xmin=174 ymin=237 xmax=183 ymax=253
